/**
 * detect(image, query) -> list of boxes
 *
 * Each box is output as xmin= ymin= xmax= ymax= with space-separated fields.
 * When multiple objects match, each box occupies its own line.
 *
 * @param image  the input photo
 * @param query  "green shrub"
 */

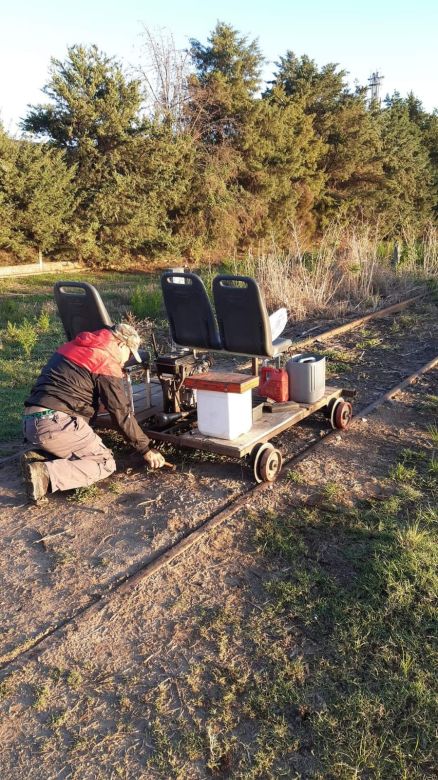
xmin=130 ymin=286 xmax=163 ymax=320
xmin=6 ymin=319 xmax=38 ymax=357
xmin=37 ymin=311 xmax=51 ymax=332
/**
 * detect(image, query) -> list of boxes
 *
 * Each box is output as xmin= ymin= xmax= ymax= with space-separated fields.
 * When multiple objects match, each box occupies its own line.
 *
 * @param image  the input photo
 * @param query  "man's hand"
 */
xmin=143 ymin=449 xmax=166 ymax=469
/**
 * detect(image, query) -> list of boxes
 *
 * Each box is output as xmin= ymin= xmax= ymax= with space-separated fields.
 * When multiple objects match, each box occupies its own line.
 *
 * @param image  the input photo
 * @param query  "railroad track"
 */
xmin=1 ymin=351 xmax=437 ymax=677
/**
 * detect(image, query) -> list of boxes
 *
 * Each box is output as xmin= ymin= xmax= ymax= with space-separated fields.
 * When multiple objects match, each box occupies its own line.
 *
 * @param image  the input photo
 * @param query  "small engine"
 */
xmin=155 ymin=351 xmax=212 ymax=413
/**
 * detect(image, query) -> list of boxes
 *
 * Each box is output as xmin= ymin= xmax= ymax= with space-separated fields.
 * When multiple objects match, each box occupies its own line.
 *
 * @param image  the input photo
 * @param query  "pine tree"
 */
xmin=267 ymin=51 xmax=348 ymax=118
xmin=404 ymin=92 xmax=438 ymax=216
xmin=23 ymin=45 xmax=172 ymax=263
xmin=7 ymin=32 xmax=435 ymax=265
xmin=183 ymin=25 xmax=324 ymax=253
xmin=319 ymin=93 xmax=383 ymax=224
xmin=179 ymin=23 xmax=264 ymax=254
xmin=379 ymin=94 xmax=433 ymax=235
xmin=269 ymin=53 xmax=384 ymax=229
xmin=0 ymin=125 xmax=75 ymax=259
xmin=189 ymin=21 xmax=262 ymax=143
xmin=238 ymin=88 xmax=324 ymax=244
xmin=0 ymin=127 xmax=15 ymax=253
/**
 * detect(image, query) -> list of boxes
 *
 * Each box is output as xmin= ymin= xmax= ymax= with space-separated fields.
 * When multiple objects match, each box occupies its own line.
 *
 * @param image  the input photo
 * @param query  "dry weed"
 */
xmin=230 ymin=222 xmax=437 ymax=319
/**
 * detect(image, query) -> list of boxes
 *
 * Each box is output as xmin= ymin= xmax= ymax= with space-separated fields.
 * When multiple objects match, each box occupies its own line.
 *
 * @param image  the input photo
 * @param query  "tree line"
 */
xmin=1 ymin=22 xmax=437 ymax=266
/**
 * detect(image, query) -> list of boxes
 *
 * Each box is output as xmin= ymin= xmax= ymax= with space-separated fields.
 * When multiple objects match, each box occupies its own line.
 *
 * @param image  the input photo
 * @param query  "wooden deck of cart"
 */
xmin=147 ymin=386 xmax=345 ymax=458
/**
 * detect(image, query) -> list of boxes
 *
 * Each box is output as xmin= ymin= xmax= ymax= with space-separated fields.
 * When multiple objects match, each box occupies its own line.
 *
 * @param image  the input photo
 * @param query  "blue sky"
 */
xmin=1 ymin=0 xmax=437 ymax=133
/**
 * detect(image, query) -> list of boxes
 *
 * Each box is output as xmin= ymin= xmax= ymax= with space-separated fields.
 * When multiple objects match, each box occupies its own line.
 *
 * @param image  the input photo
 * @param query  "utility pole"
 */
xmin=368 ymin=71 xmax=384 ymax=107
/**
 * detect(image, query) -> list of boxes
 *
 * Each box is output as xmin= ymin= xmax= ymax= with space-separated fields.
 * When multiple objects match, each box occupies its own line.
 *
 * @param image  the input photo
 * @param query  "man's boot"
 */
xmin=22 ymin=449 xmax=48 ymax=463
xmin=21 ymin=453 xmax=50 ymax=501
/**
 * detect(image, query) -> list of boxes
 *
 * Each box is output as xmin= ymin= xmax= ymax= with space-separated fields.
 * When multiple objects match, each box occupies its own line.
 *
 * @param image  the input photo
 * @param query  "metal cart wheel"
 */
xmin=330 ymin=398 xmax=353 ymax=430
xmin=258 ymin=447 xmax=283 ymax=483
xmin=251 ymin=442 xmax=274 ymax=483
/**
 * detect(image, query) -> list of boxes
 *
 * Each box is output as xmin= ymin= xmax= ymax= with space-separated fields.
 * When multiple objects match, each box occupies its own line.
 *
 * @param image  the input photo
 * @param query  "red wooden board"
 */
xmin=184 ymin=372 xmax=260 ymax=394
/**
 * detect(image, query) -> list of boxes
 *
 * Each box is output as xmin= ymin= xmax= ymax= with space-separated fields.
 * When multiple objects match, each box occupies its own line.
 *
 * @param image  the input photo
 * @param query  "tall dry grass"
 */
xmin=227 ymin=223 xmax=438 ymax=320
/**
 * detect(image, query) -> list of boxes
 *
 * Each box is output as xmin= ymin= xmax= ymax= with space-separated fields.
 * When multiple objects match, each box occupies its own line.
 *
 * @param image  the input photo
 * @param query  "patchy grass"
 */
xmin=426 ymin=423 xmax=438 ymax=446
xmin=107 ymin=479 xmax=124 ymax=494
xmin=130 ymin=285 xmax=164 ymax=320
xmin=66 ymin=669 xmax=83 ymax=690
xmin=67 ymin=484 xmax=101 ymax=504
xmin=389 ymin=461 xmax=418 ymax=483
xmin=390 ymin=312 xmax=419 ymax=334
xmin=355 ymin=335 xmax=384 ymax=349
xmin=314 ymin=347 xmax=356 ymax=376
xmin=33 ymin=683 xmax=52 ymax=712
xmin=354 ymin=325 xmax=393 ymax=351
xmin=420 ymin=394 xmax=438 ymax=414
xmin=250 ymin=448 xmax=436 ymax=779
xmin=286 ymin=469 xmax=305 ymax=484
xmin=132 ymin=440 xmax=437 ymax=778
xmin=321 ymin=479 xmax=346 ymax=503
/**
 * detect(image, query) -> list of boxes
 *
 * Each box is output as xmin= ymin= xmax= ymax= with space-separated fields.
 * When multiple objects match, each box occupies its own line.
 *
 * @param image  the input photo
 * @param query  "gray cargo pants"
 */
xmin=23 ymin=411 xmax=116 ymax=492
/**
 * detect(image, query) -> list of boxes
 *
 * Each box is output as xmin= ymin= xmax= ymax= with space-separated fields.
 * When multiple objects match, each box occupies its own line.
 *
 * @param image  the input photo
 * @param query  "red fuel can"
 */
xmin=258 ymin=366 xmax=289 ymax=402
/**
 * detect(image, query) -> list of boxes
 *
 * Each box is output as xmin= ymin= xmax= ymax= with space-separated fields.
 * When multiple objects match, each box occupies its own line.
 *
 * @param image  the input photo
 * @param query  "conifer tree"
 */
xmin=180 ymin=23 xmax=264 ymax=253
xmin=184 ymin=25 xmax=323 ymax=252
xmin=0 ymin=127 xmax=15 ymax=252
xmin=378 ymin=94 xmax=433 ymax=234
xmin=239 ymin=88 xmax=324 ymax=243
xmin=0 ymin=125 xmax=75 ymax=258
xmin=4 ymin=30 xmax=435 ymax=264
xmin=267 ymin=52 xmax=348 ymax=118
xmin=269 ymin=53 xmax=384 ymax=229
xmin=23 ymin=45 xmax=191 ymax=263
xmin=189 ymin=21 xmax=262 ymax=143
xmin=404 ymin=92 xmax=438 ymax=216
xmin=23 ymin=46 xmax=145 ymax=262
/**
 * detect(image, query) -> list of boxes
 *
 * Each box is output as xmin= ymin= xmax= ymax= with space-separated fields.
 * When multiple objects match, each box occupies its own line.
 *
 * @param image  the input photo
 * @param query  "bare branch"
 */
xmin=137 ymin=26 xmax=191 ymax=127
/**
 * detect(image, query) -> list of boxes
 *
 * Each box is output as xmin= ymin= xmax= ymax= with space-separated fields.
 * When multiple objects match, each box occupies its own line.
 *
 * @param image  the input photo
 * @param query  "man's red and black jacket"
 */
xmin=25 ymin=329 xmax=150 ymax=454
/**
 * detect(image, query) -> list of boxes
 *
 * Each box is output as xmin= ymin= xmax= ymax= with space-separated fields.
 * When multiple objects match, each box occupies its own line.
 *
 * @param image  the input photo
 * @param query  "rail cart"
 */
xmin=145 ymin=379 xmax=350 ymax=483
xmin=54 ymin=273 xmax=353 ymax=483
xmin=143 ymin=271 xmax=352 ymax=482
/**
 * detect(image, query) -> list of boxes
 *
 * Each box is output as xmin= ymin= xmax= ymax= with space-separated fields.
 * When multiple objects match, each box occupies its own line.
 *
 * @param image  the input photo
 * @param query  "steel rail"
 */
xmin=236 ymin=292 xmax=426 ymax=369
xmin=289 ymin=293 xmax=425 ymax=350
xmin=1 ymin=353 xmax=437 ymax=677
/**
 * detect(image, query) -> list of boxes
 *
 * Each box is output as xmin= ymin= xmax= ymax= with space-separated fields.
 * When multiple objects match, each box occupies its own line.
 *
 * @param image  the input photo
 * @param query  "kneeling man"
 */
xmin=22 ymin=323 xmax=164 ymax=501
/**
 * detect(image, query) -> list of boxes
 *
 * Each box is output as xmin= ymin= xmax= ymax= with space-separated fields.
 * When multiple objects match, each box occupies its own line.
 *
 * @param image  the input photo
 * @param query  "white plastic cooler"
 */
xmin=184 ymin=372 xmax=260 ymax=440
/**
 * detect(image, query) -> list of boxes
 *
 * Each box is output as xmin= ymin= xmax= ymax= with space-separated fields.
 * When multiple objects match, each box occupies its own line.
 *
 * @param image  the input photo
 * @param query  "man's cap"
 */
xmin=113 ymin=323 xmax=142 ymax=363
